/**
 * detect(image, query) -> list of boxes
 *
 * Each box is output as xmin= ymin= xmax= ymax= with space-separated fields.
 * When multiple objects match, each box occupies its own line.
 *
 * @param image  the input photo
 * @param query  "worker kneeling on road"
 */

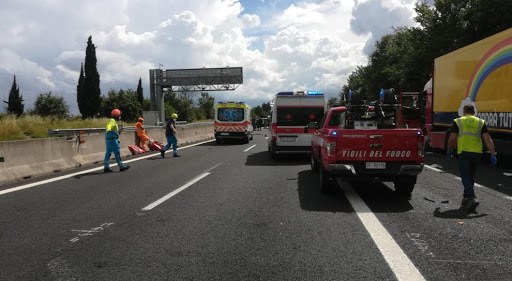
xmin=104 ymin=108 xmax=130 ymax=173
xmin=135 ymin=117 xmax=150 ymax=152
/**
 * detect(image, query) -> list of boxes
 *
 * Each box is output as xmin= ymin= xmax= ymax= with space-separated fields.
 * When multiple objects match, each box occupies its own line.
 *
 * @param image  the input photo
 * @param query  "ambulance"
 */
xmin=268 ymin=91 xmax=326 ymax=159
xmin=214 ymin=101 xmax=254 ymax=144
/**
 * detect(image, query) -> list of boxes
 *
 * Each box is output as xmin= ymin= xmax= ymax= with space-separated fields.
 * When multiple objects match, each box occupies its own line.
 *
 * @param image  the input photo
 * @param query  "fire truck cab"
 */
xmin=268 ymin=90 xmax=326 ymax=159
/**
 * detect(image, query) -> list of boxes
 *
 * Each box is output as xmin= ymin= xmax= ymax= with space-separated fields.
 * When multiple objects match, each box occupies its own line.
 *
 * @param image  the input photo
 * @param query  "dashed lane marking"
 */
xmin=141 ymin=162 xmax=222 ymax=211
xmin=243 ymin=145 xmax=256 ymax=152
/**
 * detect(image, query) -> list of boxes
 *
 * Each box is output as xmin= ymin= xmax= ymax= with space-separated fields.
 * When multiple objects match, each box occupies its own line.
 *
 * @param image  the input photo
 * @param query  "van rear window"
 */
xmin=218 ymin=108 xmax=244 ymax=121
xmin=276 ymin=107 xmax=324 ymax=126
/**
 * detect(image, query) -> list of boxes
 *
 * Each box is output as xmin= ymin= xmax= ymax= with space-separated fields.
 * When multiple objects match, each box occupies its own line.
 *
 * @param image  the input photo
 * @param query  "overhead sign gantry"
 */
xmin=149 ymin=67 xmax=243 ymax=124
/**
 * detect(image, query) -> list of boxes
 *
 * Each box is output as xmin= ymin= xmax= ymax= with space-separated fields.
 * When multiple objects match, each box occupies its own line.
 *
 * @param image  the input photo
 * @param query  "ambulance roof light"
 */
xmin=277 ymin=91 xmax=294 ymax=96
xmin=307 ymin=91 xmax=323 ymax=95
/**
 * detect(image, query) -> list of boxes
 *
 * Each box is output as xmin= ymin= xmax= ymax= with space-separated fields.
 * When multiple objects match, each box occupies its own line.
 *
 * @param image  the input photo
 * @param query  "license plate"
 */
xmin=366 ymin=162 xmax=386 ymax=169
xmin=279 ymin=137 xmax=297 ymax=142
xmin=220 ymin=133 xmax=229 ymax=136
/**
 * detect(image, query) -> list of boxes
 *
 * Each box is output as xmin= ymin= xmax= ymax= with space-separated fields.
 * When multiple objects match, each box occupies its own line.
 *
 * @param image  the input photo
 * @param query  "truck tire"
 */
xmin=310 ymin=152 xmax=319 ymax=172
xmin=216 ymin=138 xmax=221 ymax=144
xmin=423 ymin=129 xmax=431 ymax=151
xmin=394 ymin=176 xmax=416 ymax=198
xmin=270 ymin=147 xmax=277 ymax=160
xmin=320 ymin=166 xmax=335 ymax=193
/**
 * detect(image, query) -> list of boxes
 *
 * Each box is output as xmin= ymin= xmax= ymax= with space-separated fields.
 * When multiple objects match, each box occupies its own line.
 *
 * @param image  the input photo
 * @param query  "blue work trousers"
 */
xmin=104 ymin=139 xmax=124 ymax=169
xmin=457 ymin=152 xmax=481 ymax=198
xmin=163 ymin=134 xmax=178 ymax=155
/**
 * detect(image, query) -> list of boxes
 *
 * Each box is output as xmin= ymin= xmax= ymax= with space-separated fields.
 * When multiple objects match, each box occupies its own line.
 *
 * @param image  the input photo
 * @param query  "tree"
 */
xmin=327 ymin=97 xmax=338 ymax=108
xmin=76 ymin=63 xmax=85 ymax=116
xmin=33 ymin=92 xmax=69 ymax=118
xmin=251 ymin=106 xmax=263 ymax=119
xmin=136 ymin=77 xmax=144 ymax=106
xmin=3 ymin=75 xmax=24 ymax=116
xmin=198 ymin=92 xmax=215 ymax=119
xmin=78 ymin=36 xmax=101 ymax=119
xmin=175 ymin=93 xmax=195 ymax=122
xmin=101 ymin=89 xmax=141 ymax=122
xmin=261 ymin=102 xmax=271 ymax=116
xmin=341 ymin=0 xmax=512 ymax=102
xmin=163 ymin=91 xmax=196 ymax=122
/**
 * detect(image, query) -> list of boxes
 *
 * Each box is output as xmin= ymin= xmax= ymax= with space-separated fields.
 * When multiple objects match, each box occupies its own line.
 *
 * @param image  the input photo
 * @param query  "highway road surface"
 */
xmin=2 ymin=129 xmax=512 ymax=281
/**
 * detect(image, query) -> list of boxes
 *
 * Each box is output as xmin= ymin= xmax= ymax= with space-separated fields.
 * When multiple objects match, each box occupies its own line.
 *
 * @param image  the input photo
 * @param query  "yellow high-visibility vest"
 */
xmin=106 ymin=118 xmax=118 ymax=132
xmin=455 ymin=115 xmax=484 ymax=154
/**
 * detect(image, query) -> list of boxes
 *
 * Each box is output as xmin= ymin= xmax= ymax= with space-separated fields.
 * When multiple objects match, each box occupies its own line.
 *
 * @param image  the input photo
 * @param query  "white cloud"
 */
xmin=241 ymin=14 xmax=261 ymax=29
xmin=351 ymin=0 xmax=417 ymax=54
xmin=0 ymin=0 xmax=419 ymax=114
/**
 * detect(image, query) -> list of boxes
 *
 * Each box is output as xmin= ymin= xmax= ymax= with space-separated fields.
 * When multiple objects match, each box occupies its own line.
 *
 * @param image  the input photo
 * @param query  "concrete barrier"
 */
xmin=0 ymin=123 xmax=214 ymax=185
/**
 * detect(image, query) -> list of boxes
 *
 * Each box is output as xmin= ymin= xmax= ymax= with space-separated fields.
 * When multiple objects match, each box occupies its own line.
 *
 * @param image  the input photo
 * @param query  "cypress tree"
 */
xmin=136 ymin=77 xmax=144 ymax=106
xmin=76 ymin=63 xmax=86 ymax=117
xmin=3 ymin=75 xmax=24 ymax=116
xmin=81 ymin=36 xmax=101 ymax=118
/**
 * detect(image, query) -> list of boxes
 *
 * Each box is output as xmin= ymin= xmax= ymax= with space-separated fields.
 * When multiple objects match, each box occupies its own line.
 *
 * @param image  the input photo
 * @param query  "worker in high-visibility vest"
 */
xmin=104 ymin=108 xmax=130 ymax=173
xmin=135 ymin=117 xmax=150 ymax=151
xmin=448 ymin=104 xmax=496 ymax=213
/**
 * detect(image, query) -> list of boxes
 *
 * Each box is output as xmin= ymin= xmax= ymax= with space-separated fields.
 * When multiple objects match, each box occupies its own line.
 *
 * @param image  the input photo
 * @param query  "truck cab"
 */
xmin=311 ymin=91 xmax=425 ymax=195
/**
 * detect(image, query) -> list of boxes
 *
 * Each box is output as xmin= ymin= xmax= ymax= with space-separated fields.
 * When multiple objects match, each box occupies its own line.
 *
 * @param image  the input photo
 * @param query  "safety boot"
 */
xmin=120 ymin=165 xmax=130 ymax=172
xmin=460 ymin=198 xmax=479 ymax=213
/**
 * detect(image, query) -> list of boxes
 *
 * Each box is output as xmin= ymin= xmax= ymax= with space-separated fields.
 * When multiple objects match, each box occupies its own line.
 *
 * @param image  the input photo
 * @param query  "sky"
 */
xmin=0 ymin=0 xmax=426 ymax=114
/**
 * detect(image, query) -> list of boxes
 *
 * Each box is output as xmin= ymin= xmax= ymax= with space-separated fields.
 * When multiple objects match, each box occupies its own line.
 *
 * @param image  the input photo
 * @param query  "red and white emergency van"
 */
xmin=268 ymin=91 xmax=326 ymax=159
xmin=214 ymin=101 xmax=254 ymax=144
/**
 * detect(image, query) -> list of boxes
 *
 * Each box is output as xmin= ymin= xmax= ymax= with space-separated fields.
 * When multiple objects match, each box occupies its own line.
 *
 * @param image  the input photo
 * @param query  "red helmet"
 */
xmin=137 ymin=117 xmax=144 ymax=122
xmin=111 ymin=109 xmax=122 ymax=117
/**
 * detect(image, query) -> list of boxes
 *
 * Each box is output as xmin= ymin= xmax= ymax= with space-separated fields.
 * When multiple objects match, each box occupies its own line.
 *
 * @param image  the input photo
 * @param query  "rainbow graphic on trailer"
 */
xmin=465 ymin=37 xmax=512 ymax=101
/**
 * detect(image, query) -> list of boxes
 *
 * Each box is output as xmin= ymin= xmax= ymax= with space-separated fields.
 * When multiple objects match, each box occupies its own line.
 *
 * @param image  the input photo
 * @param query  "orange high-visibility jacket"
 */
xmin=135 ymin=121 xmax=150 ymax=141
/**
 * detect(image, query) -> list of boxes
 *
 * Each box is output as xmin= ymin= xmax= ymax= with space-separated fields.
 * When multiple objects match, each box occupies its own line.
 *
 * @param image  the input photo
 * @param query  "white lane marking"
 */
xmin=0 ymin=139 xmax=215 ymax=196
xmin=243 ymin=145 xmax=256 ymax=152
xmin=424 ymin=165 xmax=442 ymax=173
xmin=424 ymin=164 xmax=512 ymax=202
xmin=142 ymin=172 xmax=210 ymax=211
xmin=341 ymin=183 xmax=426 ymax=281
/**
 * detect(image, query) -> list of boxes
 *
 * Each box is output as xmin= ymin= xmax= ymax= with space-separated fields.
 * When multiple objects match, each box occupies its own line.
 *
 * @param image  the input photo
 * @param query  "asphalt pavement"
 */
xmin=1 ymin=129 xmax=512 ymax=281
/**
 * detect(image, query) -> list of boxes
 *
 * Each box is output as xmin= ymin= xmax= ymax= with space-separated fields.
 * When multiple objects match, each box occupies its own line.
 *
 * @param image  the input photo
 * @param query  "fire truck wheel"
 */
xmin=310 ymin=153 xmax=319 ymax=172
xmin=320 ymin=167 xmax=335 ymax=193
xmin=270 ymin=148 xmax=277 ymax=160
xmin=394 ymin=176 xmax=416 ymax=198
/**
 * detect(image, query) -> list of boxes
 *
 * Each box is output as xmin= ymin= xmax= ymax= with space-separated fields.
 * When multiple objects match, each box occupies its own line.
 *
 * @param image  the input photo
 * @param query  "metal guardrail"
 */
xmin=48 ymin=128 xmax=106 ymax=137
xmin=48 ymin=121 xmax=197 ymax=137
